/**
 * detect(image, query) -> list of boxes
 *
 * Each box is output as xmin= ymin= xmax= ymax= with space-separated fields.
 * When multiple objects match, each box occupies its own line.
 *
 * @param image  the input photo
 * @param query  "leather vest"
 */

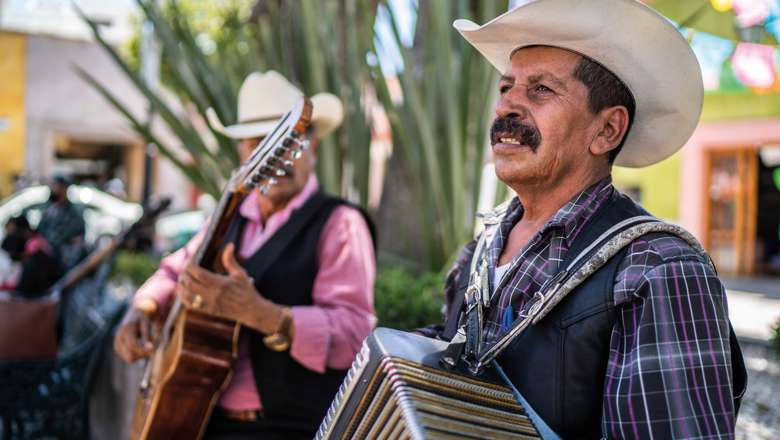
xmin=447 ymin=192 xmax=649 ymax=438
xmin=445 ymin=192 xmax=746 ymax=438
xmin=225 ymin=191 xmax=375 ymax=438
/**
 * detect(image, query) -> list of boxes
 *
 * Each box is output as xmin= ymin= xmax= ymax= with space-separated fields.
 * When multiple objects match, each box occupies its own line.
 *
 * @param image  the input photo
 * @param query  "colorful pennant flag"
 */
xmin=691 ymin=33 xmax=736 ymax=90
xmin=731 ymin=42 xmax=778 ymax=90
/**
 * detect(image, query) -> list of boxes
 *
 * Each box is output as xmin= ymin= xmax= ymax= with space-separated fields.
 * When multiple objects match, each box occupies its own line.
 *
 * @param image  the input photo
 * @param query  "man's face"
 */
xmin=50 ymin=182 xmax=68 ymax=201
xmin=491 ymin=46 xmax=600 ymax=189
xmin=239 ymin=136 xmax=316 ymax=205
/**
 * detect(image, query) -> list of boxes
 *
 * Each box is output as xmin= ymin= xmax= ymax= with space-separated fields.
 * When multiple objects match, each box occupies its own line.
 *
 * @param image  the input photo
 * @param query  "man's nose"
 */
xmin=495 ymin=93 xmax=529 ymax=120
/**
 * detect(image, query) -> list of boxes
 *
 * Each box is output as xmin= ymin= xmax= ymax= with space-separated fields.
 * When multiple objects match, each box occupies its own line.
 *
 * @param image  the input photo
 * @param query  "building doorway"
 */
xmin=705 ymin=146 xmax=780 ymax=276
xmin=756 ymin=150 xmax=780 ymax=275
xmin=704 ymin=148 xmax=757 ymax=275
xmin=53 ymin=135 xmax=144 ymax=201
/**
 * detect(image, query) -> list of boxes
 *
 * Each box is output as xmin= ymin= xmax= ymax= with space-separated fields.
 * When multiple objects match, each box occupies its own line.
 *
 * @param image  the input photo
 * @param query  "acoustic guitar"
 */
xmin=130 ymin=97 xmax=312 ymax=440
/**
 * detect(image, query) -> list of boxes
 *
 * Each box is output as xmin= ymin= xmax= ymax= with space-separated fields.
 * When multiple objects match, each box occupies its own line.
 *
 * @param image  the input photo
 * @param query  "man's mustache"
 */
xmin=490 ymin=117 xmax=542 ymax=152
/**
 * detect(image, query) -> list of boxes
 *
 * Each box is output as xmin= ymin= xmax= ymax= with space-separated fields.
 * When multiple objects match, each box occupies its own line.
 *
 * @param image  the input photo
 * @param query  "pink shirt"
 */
xmin=134 ymin=176 xmax=376 ymax=410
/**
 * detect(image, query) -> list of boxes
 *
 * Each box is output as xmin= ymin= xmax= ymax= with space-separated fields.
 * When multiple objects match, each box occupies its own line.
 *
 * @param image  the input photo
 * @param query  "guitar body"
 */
xmin=130 ymin=310 xmax=240 ymax=440
xmin=129 ymin=97 xmax=312 ymax=440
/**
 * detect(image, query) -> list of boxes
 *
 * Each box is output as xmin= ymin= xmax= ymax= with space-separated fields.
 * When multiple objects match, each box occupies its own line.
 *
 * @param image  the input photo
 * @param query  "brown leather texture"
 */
xmin=0 ymin=295 xmax=58 ymax=360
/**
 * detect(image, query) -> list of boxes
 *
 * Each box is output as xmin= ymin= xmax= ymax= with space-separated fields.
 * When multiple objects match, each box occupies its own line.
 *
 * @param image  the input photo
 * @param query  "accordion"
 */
xmin=315 ymin=328 xmax=544 ymax=440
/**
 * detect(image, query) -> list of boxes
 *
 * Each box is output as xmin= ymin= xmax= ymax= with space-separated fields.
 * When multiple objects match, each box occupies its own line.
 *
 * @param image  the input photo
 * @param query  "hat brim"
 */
xmin=454 ymin=0 xmax=703 ymax=168
xmin=207 ymin=93 xmax=344 ymax=140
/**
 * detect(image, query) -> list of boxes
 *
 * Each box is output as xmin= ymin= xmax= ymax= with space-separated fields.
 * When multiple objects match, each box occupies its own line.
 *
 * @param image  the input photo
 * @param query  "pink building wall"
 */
xmin=680 ymin=118 xmax=780 ymax=241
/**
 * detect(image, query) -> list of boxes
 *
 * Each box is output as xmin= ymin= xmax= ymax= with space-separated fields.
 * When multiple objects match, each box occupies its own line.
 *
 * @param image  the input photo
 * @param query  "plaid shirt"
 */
xmin=443 ymin=177 xmax=735 ymax=439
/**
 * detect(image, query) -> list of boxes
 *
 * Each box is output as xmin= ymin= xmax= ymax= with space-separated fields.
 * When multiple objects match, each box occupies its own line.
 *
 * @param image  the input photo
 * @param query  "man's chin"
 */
xmin=493 ymin=161 xmax=536 ymax=187
xmin=263 ymin=187 xmax=297 ymax=204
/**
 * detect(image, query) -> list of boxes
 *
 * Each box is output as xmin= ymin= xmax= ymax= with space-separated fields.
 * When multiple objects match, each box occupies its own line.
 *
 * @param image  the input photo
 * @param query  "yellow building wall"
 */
xmin=613 ymin=151 xmax=681 ymax=221
xmin=0 ymin=32 xmax=26 ymax=198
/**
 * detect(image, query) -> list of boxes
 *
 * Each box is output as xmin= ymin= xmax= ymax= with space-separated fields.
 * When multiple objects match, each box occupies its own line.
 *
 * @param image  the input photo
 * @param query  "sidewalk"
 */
xmin=723 ymin=277 xmax=780 ymax=343
xmin=722 ymin=277 xmax=780 ymax=440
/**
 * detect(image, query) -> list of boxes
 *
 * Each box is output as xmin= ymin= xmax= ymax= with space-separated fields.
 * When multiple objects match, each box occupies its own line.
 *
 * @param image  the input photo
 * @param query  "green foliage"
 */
xmin=111 ymin=250 xmax=160 ymax=287
xmin=773 ymin=319 xmax=780 ymax=357
xmin=124 ymin=0 xmax=260 ymax=100
xmin=249 ymin=1 xmax=379 ymax=204
xmin=375 ymin=267 xmax=444 ymax=330
xmin=371 ymin=0 xmax=508 ymax=270
xmin=79 ymin=0 xmax=379 ymax=205
xmin=77 ymin=0 xmax=238 ymax=198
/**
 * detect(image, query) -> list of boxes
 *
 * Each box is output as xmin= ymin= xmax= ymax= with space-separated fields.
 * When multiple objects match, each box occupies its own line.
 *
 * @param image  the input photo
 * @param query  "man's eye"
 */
xmin=533 ymin=84 xmax=553 ymax=93
xmin=499 ymin=85 xmax=511 ymax=94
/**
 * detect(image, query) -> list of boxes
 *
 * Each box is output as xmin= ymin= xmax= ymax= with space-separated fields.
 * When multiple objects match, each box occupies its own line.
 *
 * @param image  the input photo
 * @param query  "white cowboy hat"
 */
xmin=206 ymin=70 xmax=344 ymax=140
xmin=454 ymin=0 xmax=703 ymax=168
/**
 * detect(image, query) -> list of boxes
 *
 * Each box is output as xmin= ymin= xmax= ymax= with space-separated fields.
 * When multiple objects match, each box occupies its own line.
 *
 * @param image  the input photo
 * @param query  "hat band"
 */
xmin=239 ymin=114 xmax=284 ymax=124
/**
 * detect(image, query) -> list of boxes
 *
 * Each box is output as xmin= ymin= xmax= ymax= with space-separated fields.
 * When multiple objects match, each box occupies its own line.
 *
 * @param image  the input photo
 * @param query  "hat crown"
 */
xmin=238 ymin=71 xmax=303 ymax=123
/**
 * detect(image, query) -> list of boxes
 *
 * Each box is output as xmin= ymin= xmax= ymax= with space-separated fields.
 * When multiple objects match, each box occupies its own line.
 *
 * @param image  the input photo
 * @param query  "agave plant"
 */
xmin=78 ymin=0 xmax=379 ymax=205
xmin=371 ymin=0 xmax=508 ymax=270
xmin=77 ymin=0 xmax=247 ymax=198
xmin=249 ymin=0 xmax=379 ymax=205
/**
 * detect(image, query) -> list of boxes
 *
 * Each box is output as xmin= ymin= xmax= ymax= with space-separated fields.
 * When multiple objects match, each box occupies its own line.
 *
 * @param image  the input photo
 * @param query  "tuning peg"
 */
xmin=260 ymin=184 xmax=270 ymax=194
xmin=267 ymin=177 xmax=278 ymax=186
xmin=283 ymin=160 xmax=294 ymax=168
xmin=290 ymin=130 xmax=300 ymax=138
xmin=297 ymin=139 xmax=310 ymax=151
xmin=291 ymin=149 xmax=302 ymax=160
xmin=275 ymin=168 xmax=287 ymax=177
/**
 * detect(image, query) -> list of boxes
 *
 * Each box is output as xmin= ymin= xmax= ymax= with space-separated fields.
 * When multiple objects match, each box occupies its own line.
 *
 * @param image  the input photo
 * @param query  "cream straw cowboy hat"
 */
xmin=206 ymin=70 xmax=344 ymax=140
xmin=454 ymin=0 xmax=703 ymax=168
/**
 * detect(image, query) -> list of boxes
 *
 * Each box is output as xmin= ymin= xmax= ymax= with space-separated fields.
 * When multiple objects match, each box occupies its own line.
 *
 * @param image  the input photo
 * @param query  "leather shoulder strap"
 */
xmin=479 ymin=220 xmax=706 ymax=366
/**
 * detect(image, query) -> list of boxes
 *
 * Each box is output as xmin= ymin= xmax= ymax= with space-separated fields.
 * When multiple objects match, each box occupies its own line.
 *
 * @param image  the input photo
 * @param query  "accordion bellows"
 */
xmin=316 ymin=328 xmax=541 ymax=440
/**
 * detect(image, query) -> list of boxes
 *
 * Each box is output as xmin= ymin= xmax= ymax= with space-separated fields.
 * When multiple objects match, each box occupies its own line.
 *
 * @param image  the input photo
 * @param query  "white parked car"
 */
xmin=0 ymin=185 xmax=144 ymax=245
xmin=154 ymin=209 xmax=208 ymax=254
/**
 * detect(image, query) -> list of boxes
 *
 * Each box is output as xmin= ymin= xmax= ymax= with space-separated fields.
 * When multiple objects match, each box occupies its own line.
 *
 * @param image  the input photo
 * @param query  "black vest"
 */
xmin=444 ymin=192 xmax=745 ymax=439
xmin=225 ymin=191 xmax=375 ymax=438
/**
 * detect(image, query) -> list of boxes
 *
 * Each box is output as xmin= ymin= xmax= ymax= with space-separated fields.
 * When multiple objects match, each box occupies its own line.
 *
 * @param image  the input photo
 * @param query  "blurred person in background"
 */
xmin=37 ymin=173 xmax=86 ymax=269
xmin=1 ymin=216 xmax=62 ymax=297
xmin=104 ymin=177 xmax=127 ymax=200
xmin=114 ymin=71 xmax=376 ymax=440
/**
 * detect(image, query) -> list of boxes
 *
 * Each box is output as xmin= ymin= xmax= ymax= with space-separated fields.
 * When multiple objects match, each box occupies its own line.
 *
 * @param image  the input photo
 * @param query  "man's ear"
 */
xmin=589 ymin=105 xmax=629 ymax=158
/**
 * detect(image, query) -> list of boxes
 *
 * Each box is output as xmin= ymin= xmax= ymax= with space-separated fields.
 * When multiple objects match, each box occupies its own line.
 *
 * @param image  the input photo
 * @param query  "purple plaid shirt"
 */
xmin=443 ymin=177 xmax=735 ymax=439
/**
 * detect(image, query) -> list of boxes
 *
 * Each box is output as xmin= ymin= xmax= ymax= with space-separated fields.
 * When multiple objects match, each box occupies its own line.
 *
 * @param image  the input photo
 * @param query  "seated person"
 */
xmin=1 ymin=216 xmax=63 ymax=298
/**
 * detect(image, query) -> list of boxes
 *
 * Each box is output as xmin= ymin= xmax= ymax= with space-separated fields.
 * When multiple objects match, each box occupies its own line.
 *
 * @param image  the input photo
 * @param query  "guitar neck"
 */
xmin=192 ymin=184 xmax=247 ymax=272
xmin=159 ymin=187 xmax=247 ymax=349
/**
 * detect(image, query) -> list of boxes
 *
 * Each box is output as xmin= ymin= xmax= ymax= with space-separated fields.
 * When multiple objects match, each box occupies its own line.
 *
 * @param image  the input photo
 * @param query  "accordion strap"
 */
xmin=492 ymin=360 xmax=562 ymax=440
xmin=451 ymin=216 xmax=713 ymax=373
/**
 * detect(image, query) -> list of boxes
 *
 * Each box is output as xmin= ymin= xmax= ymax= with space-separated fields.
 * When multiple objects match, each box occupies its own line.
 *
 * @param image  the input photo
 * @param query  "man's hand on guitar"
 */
xmin=114 ymin=299 xmax=159 ymax=362
xmin=177 ymin=243 xmax=287 ymax=335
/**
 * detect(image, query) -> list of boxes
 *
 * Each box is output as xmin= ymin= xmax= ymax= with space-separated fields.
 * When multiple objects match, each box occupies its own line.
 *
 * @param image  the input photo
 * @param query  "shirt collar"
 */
xmin=501 ymin=176 xmax=615 ymax=247
xmin=239 ymin=174 xmax=319 ymax=224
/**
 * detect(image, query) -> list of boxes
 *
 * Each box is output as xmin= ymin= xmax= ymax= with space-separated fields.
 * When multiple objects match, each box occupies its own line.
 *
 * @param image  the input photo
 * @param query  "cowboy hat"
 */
xmin=206 ymin=70 xmax=344 ymax=140
xmin=454 ymin=0 xmax=703 ymax=168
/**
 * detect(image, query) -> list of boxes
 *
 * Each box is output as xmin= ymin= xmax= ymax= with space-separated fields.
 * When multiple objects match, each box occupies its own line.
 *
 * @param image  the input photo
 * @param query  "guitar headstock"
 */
xmin=233 ymin=96 xmax=313 ymax=195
